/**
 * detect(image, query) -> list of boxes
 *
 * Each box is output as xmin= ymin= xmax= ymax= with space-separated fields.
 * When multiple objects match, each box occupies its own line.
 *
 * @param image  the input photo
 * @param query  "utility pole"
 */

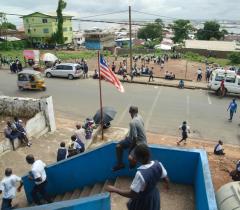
xmin=128 ymin=1 xmax=133 ymax=74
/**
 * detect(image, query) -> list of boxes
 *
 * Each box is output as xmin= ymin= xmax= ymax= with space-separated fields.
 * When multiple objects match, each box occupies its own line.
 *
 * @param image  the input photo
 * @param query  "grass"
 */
xmin=0 ymin=49 xmax=112 ymax=63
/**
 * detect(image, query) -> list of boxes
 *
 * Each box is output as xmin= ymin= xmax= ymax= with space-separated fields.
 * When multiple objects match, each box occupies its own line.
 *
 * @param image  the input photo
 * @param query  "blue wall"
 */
xmin=22 ymin=142 xmax=217 ymax=210
xmin=18 ymin=193 xmax=110 ymax=210
xmin=85 ymin=40 xmax=101 ymax=50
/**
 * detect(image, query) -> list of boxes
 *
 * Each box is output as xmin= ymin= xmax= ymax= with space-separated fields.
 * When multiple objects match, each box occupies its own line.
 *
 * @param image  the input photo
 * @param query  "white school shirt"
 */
xmin=215 ymin=144 xmax=223 ymax=152
xmin=74 ymin=128 xmax=86 ymax=144
xmin=130 ymin=161 xmax=167 ymax=193
xmin=31 ymin=160 xmax=47 ymax=185
xmin=0 ymin=175 xmax=21 ymax=199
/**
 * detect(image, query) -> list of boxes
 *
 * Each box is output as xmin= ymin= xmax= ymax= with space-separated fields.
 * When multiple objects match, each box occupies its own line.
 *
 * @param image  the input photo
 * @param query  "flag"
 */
xmin=99 ymin=55 xmax=124 ymax=93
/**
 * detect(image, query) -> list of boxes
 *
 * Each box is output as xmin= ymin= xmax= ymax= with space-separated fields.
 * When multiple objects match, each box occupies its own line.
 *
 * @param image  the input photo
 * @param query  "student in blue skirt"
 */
xmin=106 ymin=144 xmax=170 ymax=210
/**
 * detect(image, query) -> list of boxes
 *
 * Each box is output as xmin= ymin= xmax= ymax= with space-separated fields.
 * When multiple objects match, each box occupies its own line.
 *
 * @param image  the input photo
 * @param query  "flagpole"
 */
xmin=97 ymin=51 xmax=104 ymax=140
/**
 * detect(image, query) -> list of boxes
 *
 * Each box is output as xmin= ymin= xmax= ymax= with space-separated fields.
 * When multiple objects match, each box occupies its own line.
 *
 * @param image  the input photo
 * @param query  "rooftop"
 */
xmin=184 ymin=39 xmax=240 ymax=52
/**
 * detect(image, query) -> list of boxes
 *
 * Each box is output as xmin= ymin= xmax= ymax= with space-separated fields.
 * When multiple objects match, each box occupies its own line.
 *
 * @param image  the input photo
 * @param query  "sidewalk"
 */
xmin=118 ymin=75 xmax=208 ymax=90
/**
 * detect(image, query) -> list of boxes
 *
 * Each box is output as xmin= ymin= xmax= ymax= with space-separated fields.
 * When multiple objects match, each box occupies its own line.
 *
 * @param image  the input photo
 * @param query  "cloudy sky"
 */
xmin=1 ymin=0 xmax=240 ymax=30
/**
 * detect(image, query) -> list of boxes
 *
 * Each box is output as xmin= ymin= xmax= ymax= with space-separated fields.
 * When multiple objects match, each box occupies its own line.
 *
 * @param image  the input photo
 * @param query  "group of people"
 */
xmin=57 ymin=118 xmax=94 ymax=162
xmin=3 ymin=117 xmax=31 ymax=150
xmin=77 ymin=59 xmax=89 ymax=79
xmin=164 ymin=71 xmax=175 ymax=80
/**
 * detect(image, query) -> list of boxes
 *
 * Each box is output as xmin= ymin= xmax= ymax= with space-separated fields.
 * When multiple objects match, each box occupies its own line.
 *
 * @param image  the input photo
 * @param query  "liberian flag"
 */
xmin=99 ymin=55 xmax=124 ymax=93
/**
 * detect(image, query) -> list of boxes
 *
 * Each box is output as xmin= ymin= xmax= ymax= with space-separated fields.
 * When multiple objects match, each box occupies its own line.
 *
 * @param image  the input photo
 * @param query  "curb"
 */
xmin=120 ymin=79 xmax=208 ymax=90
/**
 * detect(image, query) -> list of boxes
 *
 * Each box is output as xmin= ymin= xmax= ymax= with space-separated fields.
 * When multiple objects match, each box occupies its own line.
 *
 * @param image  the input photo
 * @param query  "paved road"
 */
xmin=0 ymin=70 xmax=240 ymax=145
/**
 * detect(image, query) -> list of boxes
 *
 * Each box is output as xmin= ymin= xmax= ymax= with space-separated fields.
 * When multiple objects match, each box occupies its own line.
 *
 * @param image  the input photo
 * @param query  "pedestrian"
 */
xmin=122 ymin=71 xmax=128 ymax=81
xmin=112 ymin=106 xmax=147 ymax=171
xmin=112 ymin=62 xmax=116 ymax=73
xmin=148 ymin=67 xmax=154 ymax=82
xmin=106 ymin=144 xmax=169 ymax=210
xmin=4 ymin=121 xmax=19 ymax=151
xmin=178 ymin=80 xmax=184 ymax=89
xmin=177 ymin=121 xmax=190 ymax=145
xmin=227 ymin=98 xmax=237 ymax=121
xmin=229 ymin=160 xmax=240 ymax=181
xmin=220 ymin=79 xmax=225 ymax=96
xmin=74 ymin=124 xmax=86 ymax=144
xmin=206 ymin=67 xmax=211 ymax=82
xmin=14 ymin=117 xmax=31 ymax=147
xmin=70 ymin=135 xmax=85 ymax=155
xmin=197 ymin=68 xmax=202 ymax=81
xmin=25 ymin=154 xmax=52 ymax=205
xmin=57 ymin=142 xmax=68 ymax=162
xmin=83 ymin=62 xmax=88 ymax=79
xmin=0 ymin=168 xmax=23 ymax=210
xmin=214 ymin=140 xmax=225 ymax=155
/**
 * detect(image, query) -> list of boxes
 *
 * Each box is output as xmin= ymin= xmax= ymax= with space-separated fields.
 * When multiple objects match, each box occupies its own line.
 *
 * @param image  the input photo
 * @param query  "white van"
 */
xmin=208 ymin=69 xmax=240 ymax=96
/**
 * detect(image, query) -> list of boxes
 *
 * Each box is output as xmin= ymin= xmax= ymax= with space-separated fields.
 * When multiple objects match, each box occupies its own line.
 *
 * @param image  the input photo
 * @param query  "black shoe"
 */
xmin=112 ymin=164 xmax=125 ymax=172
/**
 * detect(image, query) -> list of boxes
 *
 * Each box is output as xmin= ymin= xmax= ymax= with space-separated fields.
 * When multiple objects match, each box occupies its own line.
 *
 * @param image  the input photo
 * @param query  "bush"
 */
xmin=228 ymin=52 xmax=240 ymax=64
xmin=0 ymin=40 xmax=28 ymax=51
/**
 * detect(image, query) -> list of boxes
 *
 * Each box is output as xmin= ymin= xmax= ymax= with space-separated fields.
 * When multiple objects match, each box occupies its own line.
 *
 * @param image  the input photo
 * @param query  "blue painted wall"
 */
xmin=85 ymin=40 xmax=101 ymax=50
xmin=21 ymin=142 xmax=217 ymax=210
xmin=18 ymin=193 xmax=110 ymax=210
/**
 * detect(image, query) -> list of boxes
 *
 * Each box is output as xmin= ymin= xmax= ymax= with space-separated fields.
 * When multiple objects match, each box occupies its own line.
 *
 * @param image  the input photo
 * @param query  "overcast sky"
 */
xmin=1 ymin=0 xmax=240 ymax=29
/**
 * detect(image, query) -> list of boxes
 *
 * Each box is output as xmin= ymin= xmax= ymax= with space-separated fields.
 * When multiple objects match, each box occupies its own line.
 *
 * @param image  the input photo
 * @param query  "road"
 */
xmin=0 ymin=70 xmax=240 ymax=145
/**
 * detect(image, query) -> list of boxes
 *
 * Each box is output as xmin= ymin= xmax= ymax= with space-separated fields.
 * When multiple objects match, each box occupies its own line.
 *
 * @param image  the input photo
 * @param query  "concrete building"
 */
xmin=22 ymin=12 xmax=73 ymax=44
xmin=182 ymin=40 xmax=240 ymax=58
xmin=84 ymin=30 xmax=115 ymax=50
xmin=73 ymin=31 xmax=85 ymax=47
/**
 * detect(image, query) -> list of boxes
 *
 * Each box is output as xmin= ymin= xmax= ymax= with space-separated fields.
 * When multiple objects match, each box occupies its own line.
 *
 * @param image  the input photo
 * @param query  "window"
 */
xmin=63 ymin=27 xmax=67 ymax=32
xmin=56 ymin=65 xmax=63 ymax=70
xmin=63 ymin=65 xmax=73 ymax=70
xmin=215 ymin=75 xmax=224 ymax=81
xmin=28 ymin=29 xmax=31 ymax=33
xmin=76 ymin=65 xmax=81 ymax=70
xmin=69 ymin=27 xmax=72 ymax=31
xmin=225 ymin=76 xmax=236 ymax=83
xmin=34 ymin=28 xmax=36 ymax=32
xmin=18 ymin=74 xmax=28 ymax=81
xmin=43 ymin=28 xmax=49 ymax=33
xmin=42 ymin=18 xmax=48 ymax=23
xmin=26 ymin=19 xmax=29 ymax=23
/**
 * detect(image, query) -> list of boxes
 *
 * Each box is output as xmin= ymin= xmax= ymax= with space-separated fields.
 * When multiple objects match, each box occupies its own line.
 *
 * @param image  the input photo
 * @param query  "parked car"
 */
xmin=45 ymin=63 xmax=83 ymax=80
xmin=208 ymin=69 xmax=240 ymax=96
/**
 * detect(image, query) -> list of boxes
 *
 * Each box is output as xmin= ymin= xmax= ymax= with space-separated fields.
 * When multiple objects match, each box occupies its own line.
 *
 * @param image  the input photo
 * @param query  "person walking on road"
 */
xmin=227 ymin=99 xmax=237 ymax=121
xmin=148 ymin=67 xmax=154 ymax=82
xmin=177 ymin=121 xmax=190 ymax=145
xmin=0 ymin=168 xmax=23 ymax=210
xmin=25 ymin=155 xmax=52 ymax=205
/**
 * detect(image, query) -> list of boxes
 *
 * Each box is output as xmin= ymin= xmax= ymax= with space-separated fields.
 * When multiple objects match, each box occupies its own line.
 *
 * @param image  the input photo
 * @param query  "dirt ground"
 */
xmin=146 ymin=133 xmax=238 ymax=191
xmin=65 ymin=56 xmax=207 ymax=82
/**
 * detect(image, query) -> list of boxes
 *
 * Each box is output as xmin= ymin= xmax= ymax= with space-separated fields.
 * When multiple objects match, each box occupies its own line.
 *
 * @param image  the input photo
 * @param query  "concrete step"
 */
xmin=101 ymin=179 xmax=115 ymax=193
xmin=79 ymin=186 xmax=92 ymax=198
xmin=90 ymin=183 xmax=104 ymax=196
xmin=62 ymin=191 xmax=73 ymax=201
xmin=112 ymin=177 xmax=132 ymax=210
xmin=70 ymin=188 xmax=82 ymax=200
xmin=54 ymin=193 xmax=64 ymax=202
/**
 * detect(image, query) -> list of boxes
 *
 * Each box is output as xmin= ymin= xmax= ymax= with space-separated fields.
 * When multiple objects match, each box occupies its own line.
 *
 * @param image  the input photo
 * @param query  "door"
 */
xmin=54 ymin=65 xmax=64 ymax=77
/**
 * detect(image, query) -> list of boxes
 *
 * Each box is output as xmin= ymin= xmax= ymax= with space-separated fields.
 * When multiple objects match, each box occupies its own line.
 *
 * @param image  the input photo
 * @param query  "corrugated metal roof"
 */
xmin=184 ymin=40 xmax=240 ymax=52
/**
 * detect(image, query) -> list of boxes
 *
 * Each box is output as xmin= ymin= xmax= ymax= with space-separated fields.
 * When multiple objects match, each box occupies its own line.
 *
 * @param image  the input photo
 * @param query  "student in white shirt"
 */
xmin=26 ymin=155 xmax=52 ymax=205
xmin=106 ymin=144 xmax=169 ymax=210
xmin=214 ymin=140 xmax=225 ymax=155
xmin=0 ymin=168 xmax=23 ymax=210
xmin=74 ymin=124 xmax=86 ymax=144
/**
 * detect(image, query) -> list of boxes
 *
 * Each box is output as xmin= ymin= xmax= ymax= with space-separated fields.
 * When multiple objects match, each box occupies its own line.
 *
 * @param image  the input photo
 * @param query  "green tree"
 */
xmin=172 ymin=19 xmax=193 ymax=43
xmin=137 ymin=19 xmax=163 ymax=42
xmin=56 ymin=0 xmax=67 ymax=44
xmin=196 ymin=21 xmax=227 ymax=40
xmin=228 ymin=52 xmax=240 ymax=64
xmin=1 ymin=22 xmax=16 ymax=30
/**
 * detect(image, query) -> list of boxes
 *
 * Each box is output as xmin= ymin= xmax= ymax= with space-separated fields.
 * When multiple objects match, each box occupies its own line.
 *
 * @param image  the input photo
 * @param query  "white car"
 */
xmin=45 ymin=63 xmax=83 ymax=80
xmin=208 ymin=69 xmax=240 ymax=96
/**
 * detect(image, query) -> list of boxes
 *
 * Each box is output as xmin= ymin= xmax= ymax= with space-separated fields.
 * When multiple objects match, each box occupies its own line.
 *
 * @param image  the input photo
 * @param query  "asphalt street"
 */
xmin=0 ymin=70 xmax=240 ymax=145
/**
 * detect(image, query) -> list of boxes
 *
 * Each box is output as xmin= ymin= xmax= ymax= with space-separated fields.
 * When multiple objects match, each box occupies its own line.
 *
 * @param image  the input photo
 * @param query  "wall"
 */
xmin=25 ymin=111 xmax=47 ymax=137
xmin=0 ymin=95 xmax=56 ymax=132
xmin=18 ymin=193 xmax=110 ymax=210
xmin=22 ymin=142 xmax=217 ymax=210
xmin=85 ymin=41 xmax=101 ymax=50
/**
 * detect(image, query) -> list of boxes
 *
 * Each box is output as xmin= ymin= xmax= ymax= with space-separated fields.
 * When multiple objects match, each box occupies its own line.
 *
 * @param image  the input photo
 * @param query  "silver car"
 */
xmin=45 ymin=63 xmax=83 ymax=80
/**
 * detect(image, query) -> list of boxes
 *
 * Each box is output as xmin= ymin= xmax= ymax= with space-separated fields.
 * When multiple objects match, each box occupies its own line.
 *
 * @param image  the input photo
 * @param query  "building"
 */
xmin=84 ymin=30 xmax=115 ymax=50
xmin=182 ymin=40 xmax=240 ymax=58
xmin=22 ymin=12 xmax=73 ymax=44
xmin=73 ymin=31 xmax=85 ymax=47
